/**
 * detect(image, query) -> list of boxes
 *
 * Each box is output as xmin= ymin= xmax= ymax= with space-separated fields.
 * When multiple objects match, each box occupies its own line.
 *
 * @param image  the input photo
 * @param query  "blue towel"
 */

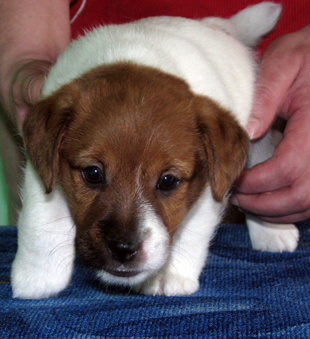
xmin=1 ymin=223 xmax=310 ymax=338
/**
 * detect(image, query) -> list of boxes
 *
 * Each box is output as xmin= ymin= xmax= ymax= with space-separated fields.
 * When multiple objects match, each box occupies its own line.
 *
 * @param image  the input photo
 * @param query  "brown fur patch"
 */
xmin=194 ymin=96 xmax=249 ymax=202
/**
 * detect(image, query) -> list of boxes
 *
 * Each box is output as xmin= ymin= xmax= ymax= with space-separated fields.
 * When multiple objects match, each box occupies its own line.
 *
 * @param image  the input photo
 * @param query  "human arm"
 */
xmin=0 ymin=0 xmax=71 ymax=131
xmin=231 ymin=24 xmax=310 ymax=224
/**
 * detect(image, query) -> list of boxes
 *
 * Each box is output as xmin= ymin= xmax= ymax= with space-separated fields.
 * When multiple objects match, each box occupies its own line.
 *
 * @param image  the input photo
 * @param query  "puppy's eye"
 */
xmin=82 ymin=166 xmax=105 ymax=187
xmin=157 ymin=174 xmax=180 ymax=192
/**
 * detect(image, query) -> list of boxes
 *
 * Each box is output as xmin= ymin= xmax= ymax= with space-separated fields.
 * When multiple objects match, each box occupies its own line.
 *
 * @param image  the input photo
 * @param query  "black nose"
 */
xmin=107 ymin=240 xmax=140 ymax=264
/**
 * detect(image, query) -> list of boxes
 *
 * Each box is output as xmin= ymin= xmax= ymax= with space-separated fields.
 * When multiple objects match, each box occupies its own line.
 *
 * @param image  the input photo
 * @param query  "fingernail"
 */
xmin=230 ymin=196 xmax=239 ymax=207
xmin=246 ymin=118 xmax=260 ymax=140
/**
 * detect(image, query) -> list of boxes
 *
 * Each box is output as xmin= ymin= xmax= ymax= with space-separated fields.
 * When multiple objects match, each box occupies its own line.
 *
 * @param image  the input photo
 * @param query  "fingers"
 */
xmin=234 ymin=26 xmax=310 ymax=223
xmin=233 ymin=108 xmax=310 ymax=221
xmin=233 ymin=144 xmax=310 ymax=224
xmin=232 ymin=178 xmax=310 ymax=219
xmin=232 ymin=167 xmax=310 ymax=223
xmin=238 ymin=108 xmax=310 ymax=193
xmin=246 ymin=35 xmax=301 ymax=140
xmin=232 ymin=192 xmax=310 ymax=224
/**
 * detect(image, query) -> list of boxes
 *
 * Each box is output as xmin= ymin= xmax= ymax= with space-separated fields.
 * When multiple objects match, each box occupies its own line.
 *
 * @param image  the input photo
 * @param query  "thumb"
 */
xmin=247 ymin=37 xmax=301 ymax=140
xmin=12 ymin=60 xmax=51 ymax=106
xmin=10 ymin=60 xmax=51 ymax=130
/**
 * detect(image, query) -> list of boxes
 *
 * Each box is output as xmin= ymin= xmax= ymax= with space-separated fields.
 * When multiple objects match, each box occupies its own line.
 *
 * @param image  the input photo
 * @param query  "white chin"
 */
xmin=96 ymin=269 xmax=153 ymax=286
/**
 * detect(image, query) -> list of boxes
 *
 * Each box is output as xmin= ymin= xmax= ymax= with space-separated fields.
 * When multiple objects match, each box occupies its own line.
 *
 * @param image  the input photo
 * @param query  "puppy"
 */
xmin=11 ymin=2 xmax=299 ymax=299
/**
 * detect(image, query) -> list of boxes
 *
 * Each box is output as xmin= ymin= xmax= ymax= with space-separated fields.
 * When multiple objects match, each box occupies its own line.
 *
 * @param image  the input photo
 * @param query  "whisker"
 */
xmin=48 ymin=239 xmax=75 ymax=258
xmin=57 ymin=253 xmax=76 ymax=271
xmin=28 ymin=216 xmax=73 ymax=231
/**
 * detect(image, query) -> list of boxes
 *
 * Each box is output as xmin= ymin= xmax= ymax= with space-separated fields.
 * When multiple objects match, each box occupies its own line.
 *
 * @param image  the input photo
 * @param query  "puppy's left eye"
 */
xmin=82 ymin=166 xmax=105 ymax=187
xmin=157 ymin=174 xmax=180 ymax=192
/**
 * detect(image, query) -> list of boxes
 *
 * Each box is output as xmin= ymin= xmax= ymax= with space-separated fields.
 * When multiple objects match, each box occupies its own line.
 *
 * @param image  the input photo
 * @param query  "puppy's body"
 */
xmin=44 ymin=16 xmax=254 ymax=126
xmin=12 ymin=3 xmax=298 ymax=299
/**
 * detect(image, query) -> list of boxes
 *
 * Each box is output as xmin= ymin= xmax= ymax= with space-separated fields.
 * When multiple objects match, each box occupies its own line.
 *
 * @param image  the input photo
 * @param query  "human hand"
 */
xmin=6 ymin=60 xmax=52 ymax=131
xmin=231 ymin=24 xmax=310 ymax=224
xmin=0 ymin=0 xmax=71 ymax=132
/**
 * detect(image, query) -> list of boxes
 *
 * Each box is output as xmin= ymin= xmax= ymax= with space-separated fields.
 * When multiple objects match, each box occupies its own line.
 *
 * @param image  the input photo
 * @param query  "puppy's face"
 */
xmin=24 ymin=63 xmax=248 ymax=285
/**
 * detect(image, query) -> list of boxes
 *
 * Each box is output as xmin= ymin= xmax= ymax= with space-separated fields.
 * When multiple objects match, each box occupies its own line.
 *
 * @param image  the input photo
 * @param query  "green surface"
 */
xmin=0 ymin=154 xmax=9 ymax=225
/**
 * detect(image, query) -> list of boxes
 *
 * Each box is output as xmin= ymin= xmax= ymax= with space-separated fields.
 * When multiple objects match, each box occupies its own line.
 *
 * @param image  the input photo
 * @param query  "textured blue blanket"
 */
xmin=1 ymin=223 xmax=310 ymax=338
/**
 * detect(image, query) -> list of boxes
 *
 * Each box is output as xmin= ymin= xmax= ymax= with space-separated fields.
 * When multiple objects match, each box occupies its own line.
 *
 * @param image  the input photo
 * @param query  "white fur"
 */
xmin=230 ymin=2 xmax=282 ymax=47
xmin=97 ymin=204 xmax=170 ymax=286
xmin=43 ymin=13 xmax=256 ymax=126
xmin=134 ymin=187 xmax=223 ymax=296
xmin=12 ymin=3 xmax=291 ymax=299
xmin=247 ymin=215 xmax=299 ymax=252
xmin=11 ymin=162 xmax=75 ymax=299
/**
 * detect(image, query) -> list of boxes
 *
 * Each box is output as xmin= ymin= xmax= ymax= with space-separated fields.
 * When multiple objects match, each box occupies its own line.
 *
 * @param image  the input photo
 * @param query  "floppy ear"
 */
xmin=195 ymin=96 xmax=249 ymax=202
xmin=23 ymin=86 xmax=76 ymax=193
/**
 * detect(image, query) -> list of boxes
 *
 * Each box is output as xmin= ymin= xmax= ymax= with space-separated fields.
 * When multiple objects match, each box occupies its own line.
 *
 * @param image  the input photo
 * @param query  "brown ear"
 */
xmin=23 ymin=86 xmax=76 ymax=193
xmin=195 ymin=96 xmax=249 ymax=202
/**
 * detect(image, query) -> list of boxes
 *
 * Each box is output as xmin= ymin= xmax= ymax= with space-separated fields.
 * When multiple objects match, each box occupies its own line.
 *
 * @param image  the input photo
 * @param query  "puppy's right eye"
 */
xmin=157 ymin=174 xmax=180 ymax=192
xmin=81 ymin=166 xmax=105 ymax=187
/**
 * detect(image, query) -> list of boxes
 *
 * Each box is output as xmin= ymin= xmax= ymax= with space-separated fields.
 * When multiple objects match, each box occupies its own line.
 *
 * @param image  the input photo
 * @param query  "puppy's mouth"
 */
xmin=105 ymin=268 xmax=142 ymax=278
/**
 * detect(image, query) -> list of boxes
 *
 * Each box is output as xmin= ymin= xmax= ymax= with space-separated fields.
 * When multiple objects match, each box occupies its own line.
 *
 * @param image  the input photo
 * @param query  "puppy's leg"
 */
xmin=247 ymin=215 xmax=299 ymax=253
xmin=11 ymin=162 xmax=76 ymax=299
xmin=246 ymin=129 xmax=299 ymax=253
xmin=136 ymin=188 xmax=223 ymax=296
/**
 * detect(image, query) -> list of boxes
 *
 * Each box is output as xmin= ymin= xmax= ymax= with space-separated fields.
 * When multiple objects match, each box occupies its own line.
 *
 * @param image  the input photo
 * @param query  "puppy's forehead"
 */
xmin=65 ymin=63 xmax=199 ymax=161
xmin=73 ymin=63 xmax=195 ymax=122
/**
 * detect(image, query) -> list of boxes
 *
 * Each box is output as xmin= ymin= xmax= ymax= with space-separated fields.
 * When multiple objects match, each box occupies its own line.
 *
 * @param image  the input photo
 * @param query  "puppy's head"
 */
xmin=24 ymin=63 xmax=248 ymax=285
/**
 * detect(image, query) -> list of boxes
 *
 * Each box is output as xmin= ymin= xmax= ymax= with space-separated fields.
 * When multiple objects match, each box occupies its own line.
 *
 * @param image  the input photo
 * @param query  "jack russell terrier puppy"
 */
xmin=11 ymin=2 xmax=299 ymax=299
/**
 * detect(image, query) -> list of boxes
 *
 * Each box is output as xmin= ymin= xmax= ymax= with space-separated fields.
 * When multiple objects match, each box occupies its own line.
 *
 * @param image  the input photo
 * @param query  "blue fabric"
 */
xmin=1 ymin=223 xmax=310 ymax=338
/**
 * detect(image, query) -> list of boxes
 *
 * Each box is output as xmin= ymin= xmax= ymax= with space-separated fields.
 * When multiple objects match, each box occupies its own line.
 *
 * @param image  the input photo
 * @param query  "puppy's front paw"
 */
xmin=11 ymin=257 xmax=73 ymax=299
xmin=248 ymin=219 xmax=299 ymax=253
xmin=134 ymin=271 xmax=199 ymax=296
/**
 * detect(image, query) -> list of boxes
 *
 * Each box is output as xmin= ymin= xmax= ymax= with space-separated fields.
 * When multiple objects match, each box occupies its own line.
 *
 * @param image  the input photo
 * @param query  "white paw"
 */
xmin=134 ymin=271 xmax=199 ymax=296
xmin=11 ymin=256 xmax=73 ymax=299
xmin=248 ymin=218 xmax=299 ymax=253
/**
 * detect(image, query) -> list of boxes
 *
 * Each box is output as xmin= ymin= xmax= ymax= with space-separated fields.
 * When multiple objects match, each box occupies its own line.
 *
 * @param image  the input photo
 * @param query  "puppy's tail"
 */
xmin=230 ymin=2 xmax=282 ymax=47
xmin=202 ymin=2 xmax=282 ymax=48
